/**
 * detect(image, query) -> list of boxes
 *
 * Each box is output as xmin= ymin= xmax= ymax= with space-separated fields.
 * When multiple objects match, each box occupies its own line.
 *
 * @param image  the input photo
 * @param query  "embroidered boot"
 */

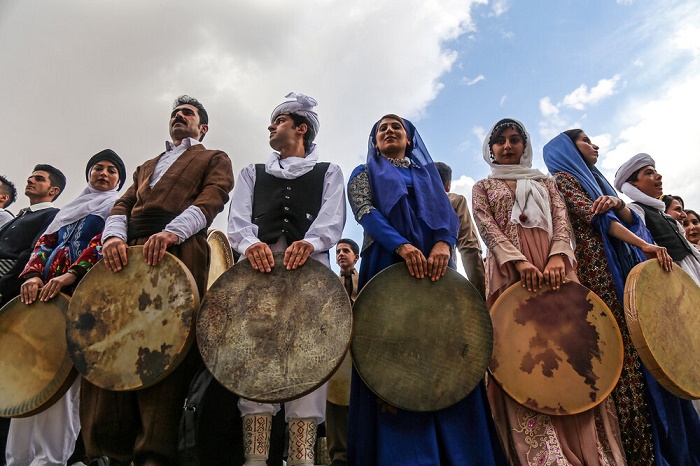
xmin=242 ymin=413 xmax=272 ymax=466
xmin=287 ymin=418 xmax=317 ymax=465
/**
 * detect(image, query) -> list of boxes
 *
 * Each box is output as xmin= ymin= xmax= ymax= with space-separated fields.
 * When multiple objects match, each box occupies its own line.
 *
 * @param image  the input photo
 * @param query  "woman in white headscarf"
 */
xmin=8 ymin=149 xmax=126 ymax=466
xmin=472 ymin=119 xmax=626 ymax=465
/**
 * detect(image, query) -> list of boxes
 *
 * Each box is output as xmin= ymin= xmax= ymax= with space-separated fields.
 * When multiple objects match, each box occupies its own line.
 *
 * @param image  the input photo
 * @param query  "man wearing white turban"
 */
xmin=614 ymin=153 xmax=700 ymax=458
xmin=614 ymin=153 xmax=700 ymax=283
xmin=228 ymin=92 xmax=346 ymax=466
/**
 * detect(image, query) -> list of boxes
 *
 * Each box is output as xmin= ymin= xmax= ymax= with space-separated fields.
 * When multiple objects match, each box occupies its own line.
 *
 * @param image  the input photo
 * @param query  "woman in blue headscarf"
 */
xmin=346 ymin=114 xmax=505 ymax=465
xmin=544 ymin=130 xmax=699 ymax=466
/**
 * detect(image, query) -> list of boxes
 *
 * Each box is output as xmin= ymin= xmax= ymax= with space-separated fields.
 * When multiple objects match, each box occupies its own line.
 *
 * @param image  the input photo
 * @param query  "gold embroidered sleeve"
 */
xmin=348 ymin=168 xmax=375 ymax=221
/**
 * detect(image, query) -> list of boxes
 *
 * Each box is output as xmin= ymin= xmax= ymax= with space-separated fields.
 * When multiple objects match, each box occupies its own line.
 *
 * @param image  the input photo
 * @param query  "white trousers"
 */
xmin=238 ymin=382 xmax=328 ymax=424
xmin=6 ymin=377 xmax=81 ymax=466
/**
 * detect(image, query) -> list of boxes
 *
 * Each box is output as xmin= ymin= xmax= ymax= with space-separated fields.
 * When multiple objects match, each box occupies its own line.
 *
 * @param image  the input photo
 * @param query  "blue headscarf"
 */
xmin=543 ymin=133 xmax=618 ymax=200
xmin=366 ymin=115 xmax=457 ymax=253
xmin=543 ymin=131 xmax=648 ymax=300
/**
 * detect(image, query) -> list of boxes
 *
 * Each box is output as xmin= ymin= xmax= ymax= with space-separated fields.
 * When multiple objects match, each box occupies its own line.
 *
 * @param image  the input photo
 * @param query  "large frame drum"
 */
xmin=489 ymin=280 xmax=624 ymax=415
xmin=66 ymin=246 xmax=199 ymax=391
xmin=625 ymin=260 xmax=700 ymax=399
xmin=352 ymin=264 xmax=492 ymax=412
xmin=198 ymin=252 xmax=352 ymax=403
xmin=207 ymin=230 xmax=235 ymax=289
xmin=0 ymin=294 xmax=77 ymax=417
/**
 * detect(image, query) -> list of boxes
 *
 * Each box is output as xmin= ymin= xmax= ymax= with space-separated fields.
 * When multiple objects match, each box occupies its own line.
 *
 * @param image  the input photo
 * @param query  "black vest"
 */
xmin=252 ymin=163 xmax=329 ymax=245
xmin=635 ymin=202 xmax=693 ymax=262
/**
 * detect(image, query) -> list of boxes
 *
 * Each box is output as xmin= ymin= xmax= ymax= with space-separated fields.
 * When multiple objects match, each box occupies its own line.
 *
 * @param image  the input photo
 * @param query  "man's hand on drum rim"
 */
xmin=246 ymin=242 xmax=275 ymax=272
xmin=284 ymin=240 xmax=314 ymax=270
xmin=143 ymin=231 xmax=179 ymax=266
xmin=102 ymin=237 xmax=129 ymax=272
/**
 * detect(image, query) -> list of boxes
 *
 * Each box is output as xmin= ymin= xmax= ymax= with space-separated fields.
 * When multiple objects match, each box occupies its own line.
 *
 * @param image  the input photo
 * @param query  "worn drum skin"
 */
xmin=625 ymin=260 xmax=700 ymax=399
xmin=489 ymin=280 xmax=624 ymax=415
xmin=66 ymin=246 xmax=199 ymax=391
xmin=0 ymin=294 xmax=77 ymax=417
xmin=198 ymin=252 xmax=353 ymax=403
xmin=207 ymin=230 xmax=234 ymax=290
xmin=352 ymin=263 xmax=492 ymax=413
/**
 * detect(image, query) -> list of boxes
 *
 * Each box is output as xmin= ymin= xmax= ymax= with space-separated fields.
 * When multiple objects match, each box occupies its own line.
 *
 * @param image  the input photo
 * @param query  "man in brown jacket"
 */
xmin=435 ymin=162 xmax=486 ymax=298
xmin=83 ymin=95 xmax=234 ymax=466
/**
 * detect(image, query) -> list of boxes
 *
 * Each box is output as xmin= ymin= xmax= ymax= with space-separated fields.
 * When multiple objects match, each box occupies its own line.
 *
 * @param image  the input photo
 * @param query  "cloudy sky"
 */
xmin=1 ymin=0 xmax=698 ymax=272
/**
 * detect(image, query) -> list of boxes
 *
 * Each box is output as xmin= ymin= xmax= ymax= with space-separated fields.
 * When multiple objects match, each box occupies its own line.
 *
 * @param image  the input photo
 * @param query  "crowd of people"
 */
xmin=0 ymin=94 xmax=698 ymax=466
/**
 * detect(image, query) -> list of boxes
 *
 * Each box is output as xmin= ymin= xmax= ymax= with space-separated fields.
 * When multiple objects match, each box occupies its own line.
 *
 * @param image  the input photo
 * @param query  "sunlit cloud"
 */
xmin=561 ymin=75 xmax=621 ymax=110
xmin=461 ymin=74 xmax=485 ymax=86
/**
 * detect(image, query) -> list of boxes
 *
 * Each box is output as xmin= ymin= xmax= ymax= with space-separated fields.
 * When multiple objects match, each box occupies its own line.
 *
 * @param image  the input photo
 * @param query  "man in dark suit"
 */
xmin=0 ymin=164 xmax=65 ymax=306
xmin=0 ymin=163 xmax=64 ymax=460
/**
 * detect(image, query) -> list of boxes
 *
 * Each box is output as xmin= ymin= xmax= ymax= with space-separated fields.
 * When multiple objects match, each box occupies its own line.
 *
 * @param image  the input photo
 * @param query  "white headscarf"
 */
xmin=44 ymin=185 xmax=119 ymax=235
xmin=483 ymin=118 xmax=553 ymax=236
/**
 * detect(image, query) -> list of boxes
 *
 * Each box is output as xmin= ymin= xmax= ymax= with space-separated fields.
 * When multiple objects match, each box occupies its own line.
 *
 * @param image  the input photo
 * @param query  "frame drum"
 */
xmin=66 ymin=246 xmax=199 ymax=391
xmin=352 ymin=264 xmax=492 ymax=412
xmin=489 ymin=280 xmax=623 ymax=415
xmin=207 ymin=230 xmax=234 ymax=289
xmin=0 ymin=294 xmax=77 ymax=417
xmin=198 ymin=253 xmax=352 ymax=403
xmin=625 ymin=260 xmax=700 ymax=399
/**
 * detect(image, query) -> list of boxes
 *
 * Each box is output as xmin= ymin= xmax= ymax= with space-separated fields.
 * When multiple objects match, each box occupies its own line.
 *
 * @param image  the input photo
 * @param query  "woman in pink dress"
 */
xmin=472 ymin=118 xmax=626 ymax=465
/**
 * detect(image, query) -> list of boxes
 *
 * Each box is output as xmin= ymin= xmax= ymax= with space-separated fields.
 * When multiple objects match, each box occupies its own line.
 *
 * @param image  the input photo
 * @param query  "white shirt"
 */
xmin=228 ymin=147 xmax=346 ymax=265
xmin=103 ymin=138 xmax=207 ymax=243
xmin=28 ymin=202 xmax=55 ymax=212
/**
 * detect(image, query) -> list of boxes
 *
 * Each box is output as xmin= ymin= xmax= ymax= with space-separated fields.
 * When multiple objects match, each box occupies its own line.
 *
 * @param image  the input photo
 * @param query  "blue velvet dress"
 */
xmin=346 ymin=163 xmax=505 ymax=466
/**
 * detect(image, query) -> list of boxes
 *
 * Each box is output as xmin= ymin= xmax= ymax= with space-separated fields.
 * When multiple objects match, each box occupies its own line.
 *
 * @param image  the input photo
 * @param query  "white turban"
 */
xmin=614 ymin=152 xmax=655 ymax=191
xmin=270 ymin=92 xmax=320 ymax=143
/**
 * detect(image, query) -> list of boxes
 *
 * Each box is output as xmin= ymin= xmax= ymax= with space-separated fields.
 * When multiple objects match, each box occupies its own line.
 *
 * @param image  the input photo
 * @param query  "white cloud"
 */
xmin=461 ymin=74 xmax=485 ymax=86
xmin=539 ymin=97 xmax=559 ymax=117
xmin=672 ymin=24 xmax=700 ymax=56
xmin=537 ymin=76 xmax=619 ymax=140
xmin=0 ymin=0 xmax=484 ymax=232
xmin=601 ymin=71 xmax=700 ymax=209
xmin=561 ymin=75 xmax=621 ymax=110
xmin=451 ymin=175 xmax=476 ymax=197
xmin=472 ymin=125 xmax=487 ymax=145
xmin=489 ymin=0 xmax=510 ymax=17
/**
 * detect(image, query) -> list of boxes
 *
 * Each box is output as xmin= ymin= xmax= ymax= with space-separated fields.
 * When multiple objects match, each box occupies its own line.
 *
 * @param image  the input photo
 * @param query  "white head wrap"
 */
xmin=264 ymin=144 xmax=320 ymax=180
xmin=483 ymin=118 xmax=553 ymax=237
xmin=613 ymin=152 xmax=655 ymax=191
xmin=615 ymin=153 xmax=665 ymax=210
xmin=270 ymin=92 xmax=320 ymax=149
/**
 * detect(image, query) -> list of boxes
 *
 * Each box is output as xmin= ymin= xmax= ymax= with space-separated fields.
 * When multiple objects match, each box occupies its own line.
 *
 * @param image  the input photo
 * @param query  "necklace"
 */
xmin=514 ymin=189 xmax=532 ymax=222
xmin=382 ymin=156 xmax=411 ymax=168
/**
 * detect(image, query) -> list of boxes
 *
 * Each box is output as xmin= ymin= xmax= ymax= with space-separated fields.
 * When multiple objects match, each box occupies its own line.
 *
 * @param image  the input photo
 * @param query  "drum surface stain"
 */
xmin=515 ymin=285 xmax=601 ymax=391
